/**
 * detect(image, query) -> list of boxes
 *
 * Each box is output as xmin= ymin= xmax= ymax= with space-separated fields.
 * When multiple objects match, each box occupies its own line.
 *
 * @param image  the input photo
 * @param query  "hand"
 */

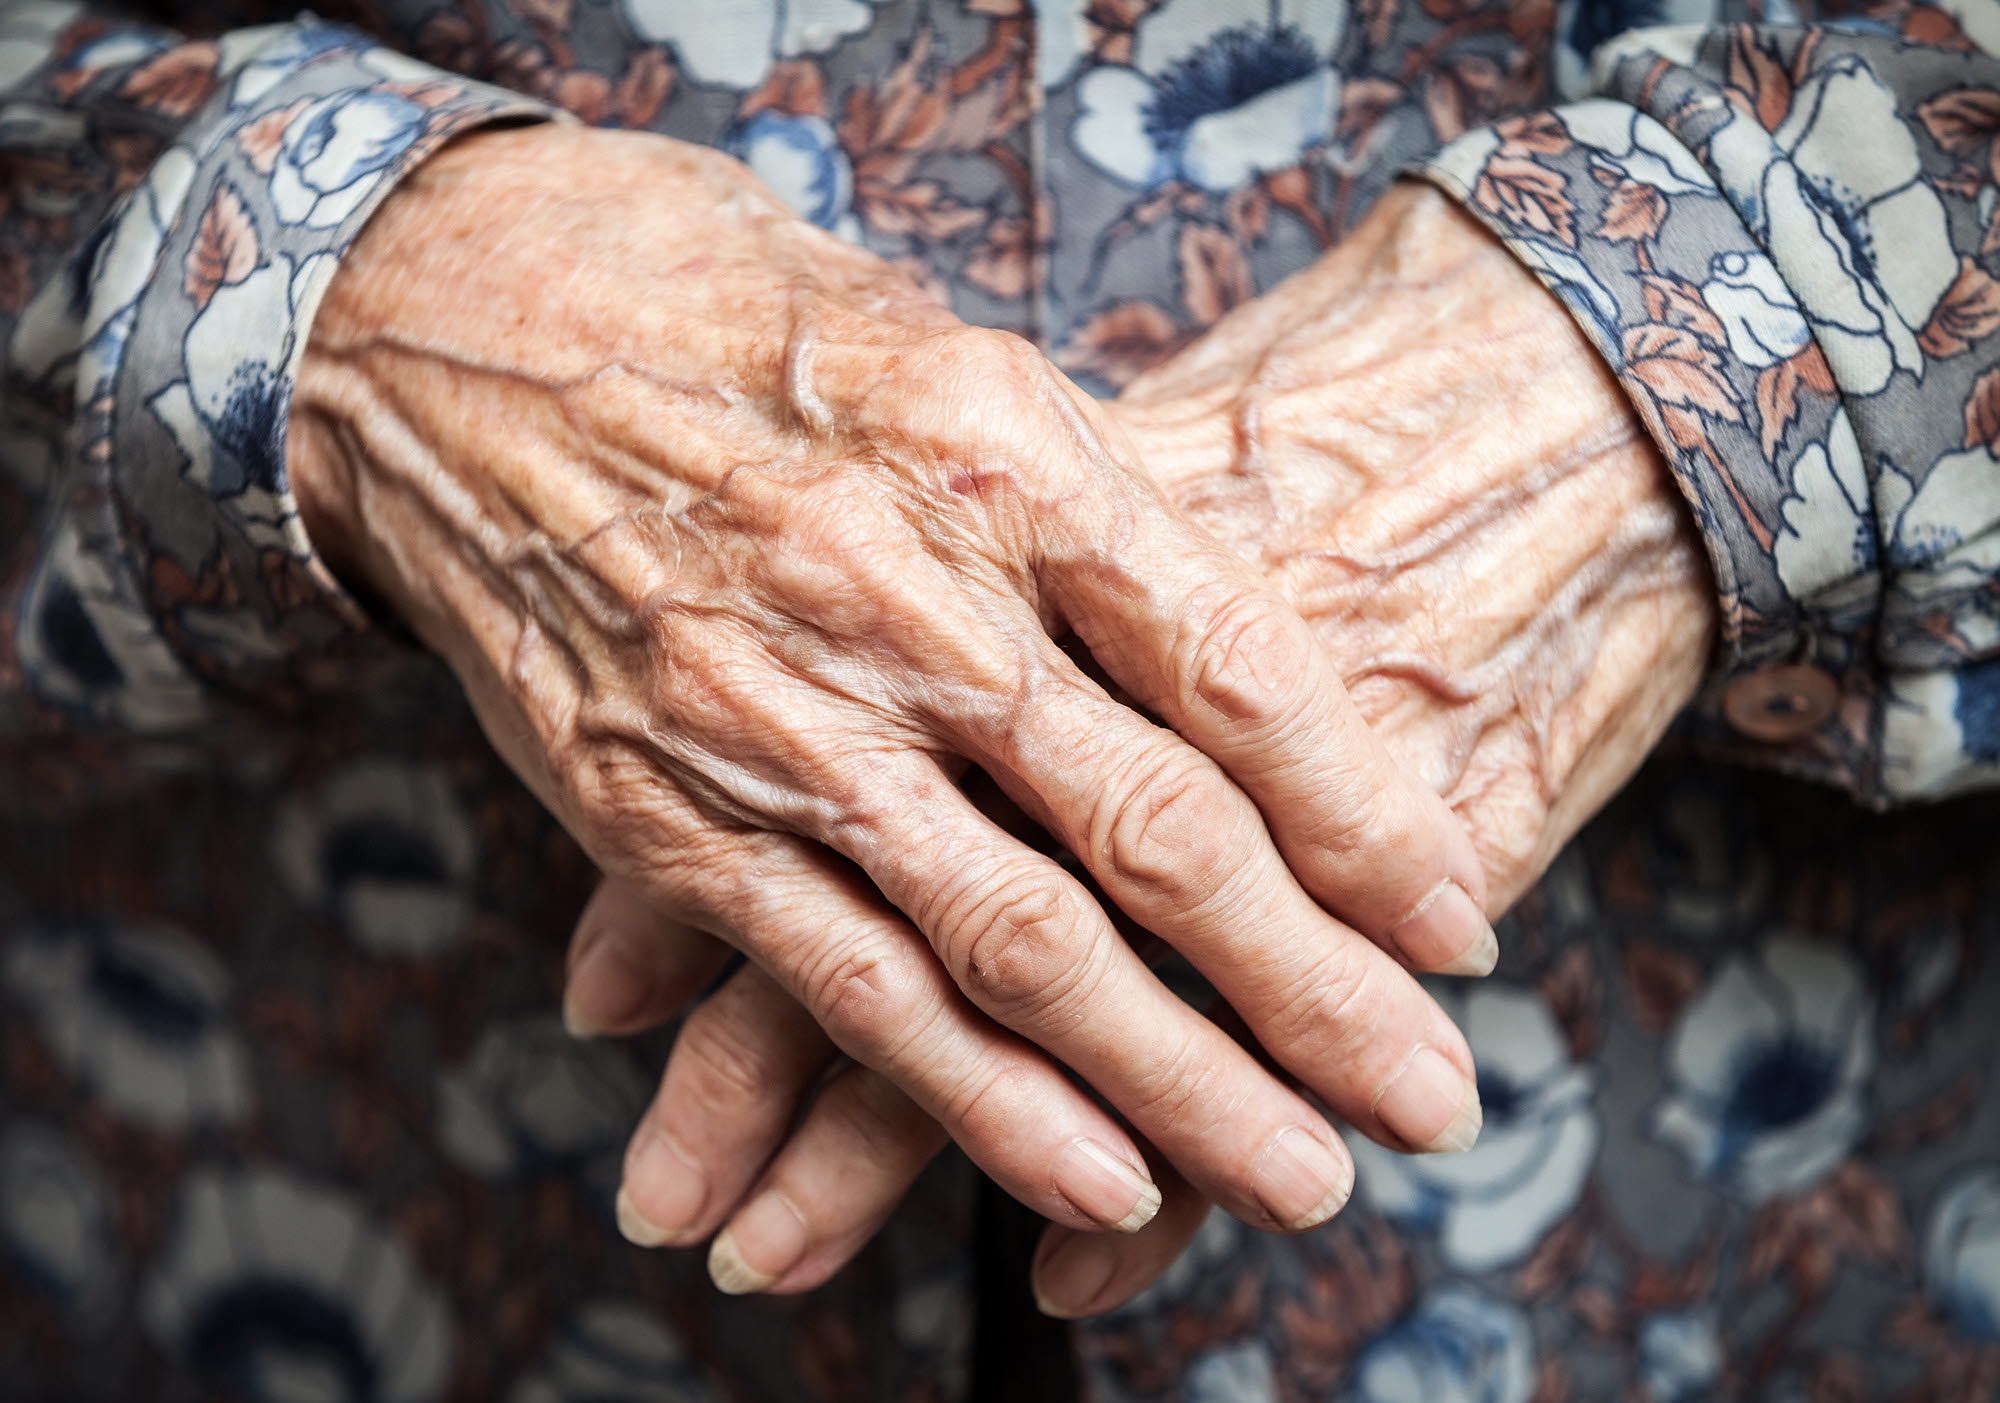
xmin=563 ymin=182 xmax=1715 ymax=1305
xmin=291 ymin=127 xmax=1494 ymax=1255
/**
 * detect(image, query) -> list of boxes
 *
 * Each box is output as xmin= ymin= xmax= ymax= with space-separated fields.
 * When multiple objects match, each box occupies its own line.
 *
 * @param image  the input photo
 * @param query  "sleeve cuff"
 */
xmin=72 ymin=22 xmax=554 ymax=725
xmin=1418 ymin=99 xmax=1889 ymax=799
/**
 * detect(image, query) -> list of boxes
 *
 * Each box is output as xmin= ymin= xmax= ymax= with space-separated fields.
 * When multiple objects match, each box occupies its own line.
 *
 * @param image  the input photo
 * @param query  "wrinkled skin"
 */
xmin=557 ymin=181 xmax=1716 ymax=1308
xmin=292 ymin=127 xmax=1504 ymax=1270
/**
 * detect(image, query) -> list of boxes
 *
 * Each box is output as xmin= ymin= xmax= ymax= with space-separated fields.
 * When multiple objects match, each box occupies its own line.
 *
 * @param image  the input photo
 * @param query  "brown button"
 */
xmin=1722 ymin=663 xmax=1839 ymax=743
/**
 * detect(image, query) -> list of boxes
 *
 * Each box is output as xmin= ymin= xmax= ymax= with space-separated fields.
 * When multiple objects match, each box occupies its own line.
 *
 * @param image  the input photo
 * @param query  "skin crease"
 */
xmin=556 ymin=180 xmax=1717 ymax=1309
xmin=290 ymin=125 xmax=1510 ymax=1265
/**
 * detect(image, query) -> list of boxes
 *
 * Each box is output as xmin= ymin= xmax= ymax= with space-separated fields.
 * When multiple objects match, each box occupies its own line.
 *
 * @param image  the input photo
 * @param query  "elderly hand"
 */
xmin=289 ymin=126 xmax=1495 ymax=1257
xmin=564 ymin=182 xmax=1716 ymax=1304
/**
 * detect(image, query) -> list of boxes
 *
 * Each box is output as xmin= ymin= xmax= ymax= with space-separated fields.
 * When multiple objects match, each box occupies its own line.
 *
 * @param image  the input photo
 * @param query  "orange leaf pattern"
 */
xmin=117 ymin=40 xmax=219 ymax=118
xmin=1473 ymin=152 xmax=1577 ymax=246
xmin=181 ymin=182 xmax=258 ymax=309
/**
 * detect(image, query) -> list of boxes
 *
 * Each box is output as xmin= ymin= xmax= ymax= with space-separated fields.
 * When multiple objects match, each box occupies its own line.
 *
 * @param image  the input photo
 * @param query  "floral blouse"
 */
xmin=5 ymin=0 xmax=2000 ymax=1400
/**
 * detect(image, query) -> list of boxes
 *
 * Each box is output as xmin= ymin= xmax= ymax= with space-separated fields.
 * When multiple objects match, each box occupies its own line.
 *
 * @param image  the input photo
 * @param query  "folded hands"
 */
xmin=289 ymin=127 xmax=1713 ymax=1316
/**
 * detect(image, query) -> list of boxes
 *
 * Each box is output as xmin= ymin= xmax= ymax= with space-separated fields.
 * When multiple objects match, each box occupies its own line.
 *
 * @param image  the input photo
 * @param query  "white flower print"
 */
xmin=1426 ymin=122 xmax=1621 ymax=342
xmin=151 ymin=251 xmax=344 ymax=556
xmin=1708 ymin=53 xmax=1957 ymax=395
xmin=228 ymin=25 xmax=355 ymax=109
xmin=13 ymin=142 xmax=195 ymax=392
xmin=55 ymin=26 xmax=171 ymax=87
xmin=1882 ymin=667 xmax=2000 ymax=799
xmin=1651 ymin=935 xmax=1874 ymax=1201
xmin=1891 ymin=444 xmax=2000 ymax=602
xmin=1549 ymin=1 xmax=1748 ymax=100
xmin=1036 ymin=0 xmax=1091 ymax=89
xmin=1347 ymin=983 xmax=1599 ymax=1272
xmin=1951 ymin=0 xmax=2000 ymax=56
xmin=3 ymin=921 xmax=251 ymax=1129
xmin=1351 ymin=1287 xmax=1535 ymax=1403
xmin=1510 ymin=235 xmax=1622 ymax=344
xmin=170 ymin=253 xmax=294 ymax=491
xmin=0 ymin=1124 xmax=119 ymax=1327
xmin=1562 ymin=98 xmax=1714 ymax=196
xmin=509 ymin=1300 xmax=718 ymax=1403
xmin=269 ymin=87 xmax=427 ymax=230
xmin=617 ymin=0 xmax=886 ymax=90
xmin=436 ymin=1016 xmax=648 ymax=1193
xmin=1639 ymin=1310 xmax=1723 ymax=1402
xmin=1185 ymin=1342 xmax=1277 ymax=1403
xmin=142 ymin=1167 xmax=451 ymax=1403
xmin=1071 ymin=0 xmax=1345 ymax=193
xmin=726 ymin=110 xmax=858 ymax=238
xmin=0 ymin=1 xmax=81 ymax=91
xmin=1771 ymin=414 xmax=1891 ymax=611
xmin=1702 ymin=249 xmax=1812 ymax=370
xmin=273 ymin=758 xmax=476 ymax=957
xmin=16 ymin=515 xmax=208 ymax=730
xmin=1925 ymin=1166 xmax=2000 ymax=1341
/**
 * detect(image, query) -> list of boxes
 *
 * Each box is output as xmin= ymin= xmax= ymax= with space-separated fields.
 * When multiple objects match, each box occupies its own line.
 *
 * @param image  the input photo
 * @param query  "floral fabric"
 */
xmin=4 ymin=1 xmax=2000 ymax=1401
xmin=1424 ymin=22 xmax=2000 ymax=803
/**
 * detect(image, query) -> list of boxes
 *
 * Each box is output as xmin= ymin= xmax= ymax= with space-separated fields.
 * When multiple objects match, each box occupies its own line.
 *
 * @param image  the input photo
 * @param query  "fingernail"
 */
xmin=616 ymin=1131 xmax=705 ymax=1246
xmin=1390 ymin=879 xmax=1498 ymax=977
xmin=709 ymin=1192 xmax=808 ymax=1295
xmin=1251 ymin=1126 xmax=1353 ymax=1231
xmin=1034 ymin=1233 xmax=1124 ymax=1319
xmin=1373 ymin=1044 xmax=1482 ymax=1154
xmin=1052 ymin=1138 xmax=1161 ymax=1233
xmin=563 ymin=929 xmax=651 ymax=1038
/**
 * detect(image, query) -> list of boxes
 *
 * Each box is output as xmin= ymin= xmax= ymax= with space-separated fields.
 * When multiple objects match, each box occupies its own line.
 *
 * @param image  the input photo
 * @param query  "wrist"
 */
xmin=1115 ymin=183 xmax=1715 ymax=901
xmin=287 ymin=123 xmax=851 ymax=650
xmin=287 ymin=124 xmax=542 ymax=629
xmin=287 ymin=120 xmax=988 ymax=682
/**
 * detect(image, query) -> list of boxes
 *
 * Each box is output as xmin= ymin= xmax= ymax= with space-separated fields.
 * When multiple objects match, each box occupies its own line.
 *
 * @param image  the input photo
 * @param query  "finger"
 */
xmin=671 ymin=830 xmax=1168 ymax=1237
xmin=950 ymin=669 xmax=1481 ymax=1154
xmin=564 ymin=877 xmax=735 ymax=1038
xmin=829 ymin=759 xmax=1357 ymax=1232
xmin=707 ymin=1063 xmax=950 ymax=1295
xmin=580 ymin=866 xmax=1167 ymax=1263
xmin=1033 ymin=1162 xmax=1212 ymax=1320
xmin=616 ymin=961 xmax=836 ymax=1248
xmin=1034 ymin=483 xmax=1497 ymax=975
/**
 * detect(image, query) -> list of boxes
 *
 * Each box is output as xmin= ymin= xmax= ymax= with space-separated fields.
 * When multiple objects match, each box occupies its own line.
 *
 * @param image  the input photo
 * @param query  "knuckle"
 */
xmin=560 ymin=746 xmax=649 ymax=843
xmin=1301 ymin=769 xmax=1434 ymax=873
xmin=786 ymin=479 xmax=900 ymax=576
xmin=822 ymin=765 xmax=949 ymax=859
xmin=915 ymin=327 xmax=1057 ymax=468
xmin=713 ymin=463 xmax=913 ymax=612
xmin=947 ymin=325 xmax=1046 ymax=387
xmin=1096 ymin=748 xmax=1241 ymax=914
xmin=557 ymin=745 xmax=724 ymax=901
xmin=800 ymin=940 xmax=930 ymax=1057
xmin=940 ymin=867 xmax=1100 ymax=1021
xmin=1182 ymin=589 xmax=1311 ymax=730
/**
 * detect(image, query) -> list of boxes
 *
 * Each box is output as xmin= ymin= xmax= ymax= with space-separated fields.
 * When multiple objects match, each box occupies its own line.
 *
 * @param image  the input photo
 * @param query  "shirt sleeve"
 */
xmin=0 ymin=3 xmax=553 ymax=746
xmin=1418 ymin=20 xmax=2000 ymax=806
